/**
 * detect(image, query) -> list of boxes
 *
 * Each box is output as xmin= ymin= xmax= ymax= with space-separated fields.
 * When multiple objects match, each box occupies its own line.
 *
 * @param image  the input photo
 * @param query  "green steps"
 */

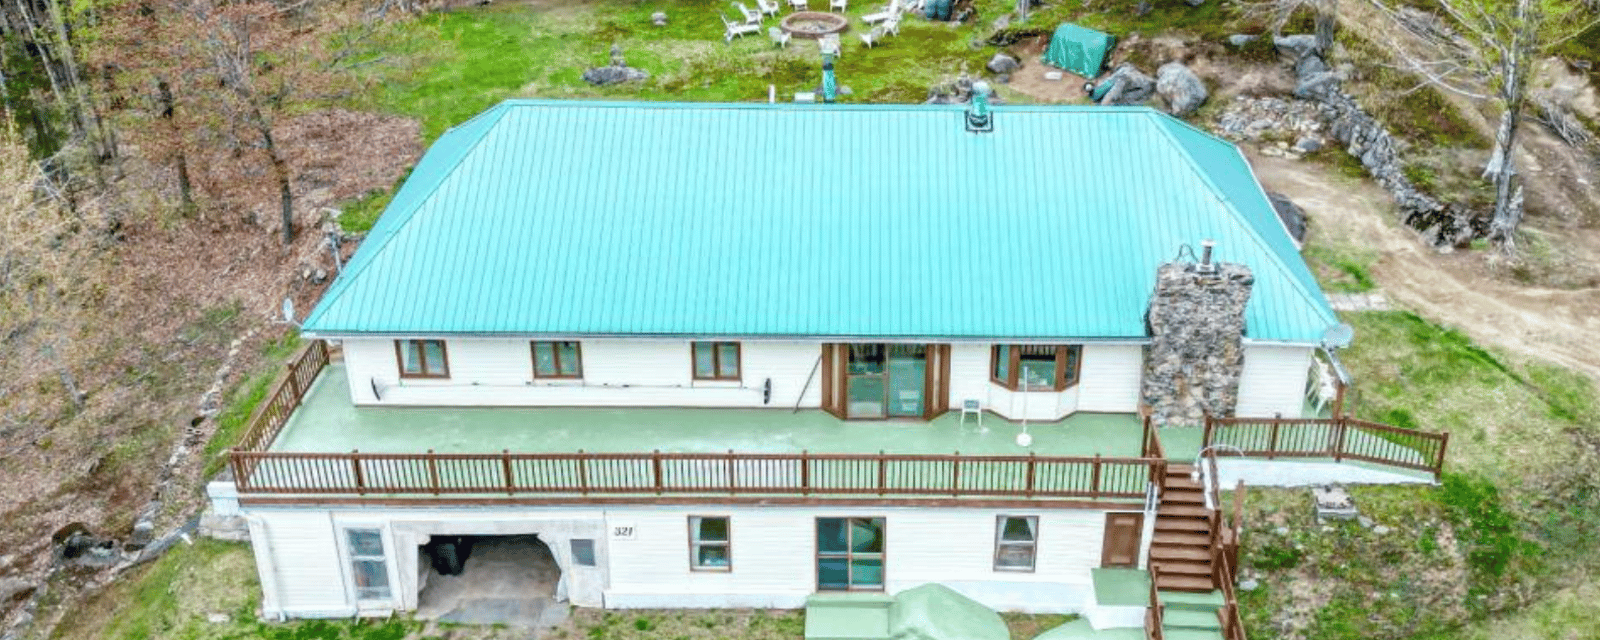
xmin=1162 ymin=629 xmax=1225 ymax=640
xmin=1158 ymin=589 xmax=1227 ymax=611
xmin=1162 ymin=608 xmax=1222 ymax=630
xmin=803 ymin=594 xmax=893 ymax=640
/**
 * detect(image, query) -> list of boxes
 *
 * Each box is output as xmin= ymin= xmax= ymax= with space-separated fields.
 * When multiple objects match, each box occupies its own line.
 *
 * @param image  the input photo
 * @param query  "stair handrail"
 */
xmin=1146 ymin=565 xmax=1166 ymax=640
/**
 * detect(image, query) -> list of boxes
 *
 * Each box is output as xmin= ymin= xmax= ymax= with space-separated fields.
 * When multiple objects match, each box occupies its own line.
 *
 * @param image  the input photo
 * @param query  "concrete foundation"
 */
xmin=416 ymin=535 xmax=569 ymax=629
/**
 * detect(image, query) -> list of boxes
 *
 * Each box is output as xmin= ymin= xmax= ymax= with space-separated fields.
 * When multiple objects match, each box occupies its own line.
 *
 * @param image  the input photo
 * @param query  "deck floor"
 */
xmin=270 ymin=364 xmax=1148 ymax=457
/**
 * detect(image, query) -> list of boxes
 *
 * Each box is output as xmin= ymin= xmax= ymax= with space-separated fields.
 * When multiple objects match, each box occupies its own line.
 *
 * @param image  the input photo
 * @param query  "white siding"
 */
xmin=253 ymin=511 xmax=355 ymax=618
xmin=1236 ymin=345 xmax=1313 ymax=418
xmin=603 ymin=505 xmax=1122 ymax=612
xmin=240 ymin=503 xmax=1144 ymax=617
xmin=342 ymin=338 xmax=822 ymax=409
xmin=1075 ymin=345 xmax=1143 ymax=413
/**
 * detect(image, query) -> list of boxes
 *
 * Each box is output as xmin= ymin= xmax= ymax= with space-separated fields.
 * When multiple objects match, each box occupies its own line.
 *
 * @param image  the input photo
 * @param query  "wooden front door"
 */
xmin=1101 ymin=512 xmax=1144 ymax=568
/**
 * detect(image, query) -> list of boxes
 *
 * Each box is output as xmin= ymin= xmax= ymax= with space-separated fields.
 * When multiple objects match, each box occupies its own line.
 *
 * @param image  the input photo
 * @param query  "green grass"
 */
xmin=200 ymin=331 xmax=303 ymax=477
xmin=1337 ymin=30 xmax=1490 ymax=150
xmin=336 ymin=187 xmax=397 ymax=234
xmin=1304 ymin=243 xmax=1377 ymax=293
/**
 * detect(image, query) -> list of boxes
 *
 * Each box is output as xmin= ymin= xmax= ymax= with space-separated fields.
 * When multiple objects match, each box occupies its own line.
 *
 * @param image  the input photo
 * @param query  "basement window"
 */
xmin=570 ymin=539 xmax=597 ymax=567
xmin=692 ymin=342 xmax=741 ymax=381
xmin=346 ymin=529 xmax=392 ymax=600
xmin=994 ymin=516 xmax=1038 ymax=572
xmin=817 ymin=517 xmax=885 ymax=591
xmin=689 ymin=516 xmax=731 ymax=571
xmin=990 ymin=345 xmax=1081 ymax=391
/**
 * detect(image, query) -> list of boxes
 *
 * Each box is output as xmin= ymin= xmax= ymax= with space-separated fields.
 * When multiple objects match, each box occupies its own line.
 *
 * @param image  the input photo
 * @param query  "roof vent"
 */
xmin=966 ymin=80 xmax=993 ymax=133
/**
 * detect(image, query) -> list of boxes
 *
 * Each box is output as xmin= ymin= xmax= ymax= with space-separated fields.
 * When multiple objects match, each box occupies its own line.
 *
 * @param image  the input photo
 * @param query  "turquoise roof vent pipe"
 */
xmin=967 ymin=80 xmax=993 ymax=132
xmin=822 ymin=53 xmax=837 ymax=103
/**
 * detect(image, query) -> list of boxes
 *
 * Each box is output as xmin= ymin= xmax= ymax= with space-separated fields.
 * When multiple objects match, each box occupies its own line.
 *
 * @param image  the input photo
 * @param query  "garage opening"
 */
xmin=415 ymin=534 xmax=567 ymax=628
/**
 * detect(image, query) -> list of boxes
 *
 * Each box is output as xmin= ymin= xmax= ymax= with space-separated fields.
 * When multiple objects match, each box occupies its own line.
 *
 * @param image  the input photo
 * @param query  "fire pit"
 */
xmin=779 ymin=11 xmax=849 ymax=39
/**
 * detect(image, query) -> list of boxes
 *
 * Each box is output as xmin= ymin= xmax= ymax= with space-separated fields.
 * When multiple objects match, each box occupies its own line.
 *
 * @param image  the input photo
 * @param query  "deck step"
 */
xmin=1158 ymin=503 xmax=1212 ymax=518
xmin=1162 ymin=628 xmax=1224 ymax=640
xmin=1152 ymin=559 xmax=1212 ymax=576
xmin=1163 ymin=608 xmax=1223 ymax=630
xmin=1159 ymin=589 xmax=1227 ymax=611
xmin=1155 ymin=573 xmax=1216 ymax=592
xmin=1155 ymin=518 xmax=1213 ymax=533
xmin=1163 ymin=474 xmax=1203 ymax=490
xmin=1163 ymin=488 xmax=1207 ymax=504
xmin=1150 ymin=545 xmax=1212 ymax=562
xmin=1153 ymin=531 xmax=1212 ymax=546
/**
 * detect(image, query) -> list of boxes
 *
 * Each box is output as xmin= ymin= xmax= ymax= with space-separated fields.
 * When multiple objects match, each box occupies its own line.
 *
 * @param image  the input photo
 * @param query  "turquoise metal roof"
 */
xmin=303 ymin=100 xmax=1338 ymax=342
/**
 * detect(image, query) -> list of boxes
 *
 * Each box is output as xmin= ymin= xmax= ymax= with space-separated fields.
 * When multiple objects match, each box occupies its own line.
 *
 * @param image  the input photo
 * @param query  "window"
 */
xmin=346 ymin=529 xmax=391 ymax=600
xmin=532 ymin=341 xmax=583 ymax=378
xmin=990 ymin=345 xmax=1081 ymax=391
xmin=994 ymin=516 xmax=1039 ymax=572
xmin=396 ymin=339 xmax=449 ymax=378
xmin=692 ymin=341 xmax=741 ymax=380
xmin=689 ymin=516 xmax=731 ymax=571
xmin=570 ymin=539 xmax=597 ymax=567
xmin=816 ymin=517 xmax=885 ymax=591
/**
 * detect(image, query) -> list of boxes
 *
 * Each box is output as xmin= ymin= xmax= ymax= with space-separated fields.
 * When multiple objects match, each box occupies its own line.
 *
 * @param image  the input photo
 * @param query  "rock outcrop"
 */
xmin=1156 ymin=62 xmax=1208 ymax=116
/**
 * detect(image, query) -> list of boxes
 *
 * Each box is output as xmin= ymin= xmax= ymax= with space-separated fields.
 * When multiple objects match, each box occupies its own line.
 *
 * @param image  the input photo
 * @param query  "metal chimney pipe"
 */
xmin=1199 ymin=239 xmax=1216 ymax=273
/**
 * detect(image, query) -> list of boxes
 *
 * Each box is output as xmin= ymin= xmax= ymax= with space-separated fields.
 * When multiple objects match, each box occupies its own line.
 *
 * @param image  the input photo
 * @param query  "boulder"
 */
xmin=1156 ymin=62 xmax=1208 ymax=116
xmin=1266 ymin=191 xmax=1308 ymax=243
xmin=1096 ymin=64 xmax=1156 ymax=106
xmin=986 ymin=52 xmax=1020 ymax=75
xmin=1294 ymin=71 xmax=1339 ymax=99
xmin=581 ymin=65 xmax=650 ymax=86
xmin=1295 ymin=53 xmax=1329 ymax=79
xmin=1273 ymin=34 xmax=1320 ymax=62
xmin=1226 ymin=34 xmax=1258 ymax=47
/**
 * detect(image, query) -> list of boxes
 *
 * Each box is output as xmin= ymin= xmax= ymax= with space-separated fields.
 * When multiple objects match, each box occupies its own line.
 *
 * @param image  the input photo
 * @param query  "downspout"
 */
xmin=244 ymin=515 xmax=287 ymax=622
xmin=1320 ymin=347 xmax=1353 ymax=418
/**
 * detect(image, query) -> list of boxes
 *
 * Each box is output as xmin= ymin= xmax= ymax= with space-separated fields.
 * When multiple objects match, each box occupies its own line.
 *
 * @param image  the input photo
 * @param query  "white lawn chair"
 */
xmin=882 ymin=13 xmax=901 ymax=35
xmin=830 ymin=0 xmax=847 ymax=11
xmin=859 ymin=25 xmax=885 ymax=47
xmin=721 ymin=13 xmax=760 ymax=42
xmin=756 ymin=0 xmax=781 ymax=16
xmin=960 ymin=399 xmax=986 ymax=433
xmin=734 ymin=2 xmax=762 ymax=24
xmin=862 ymin=3 xmax=899 ymax=24
xmin=820 ymin=33 xmax=842 ymax=57
xmin=768 ymin=26 xmax=792 ymax=48
xmin=788 ymin=0 xmax=808 ymax=10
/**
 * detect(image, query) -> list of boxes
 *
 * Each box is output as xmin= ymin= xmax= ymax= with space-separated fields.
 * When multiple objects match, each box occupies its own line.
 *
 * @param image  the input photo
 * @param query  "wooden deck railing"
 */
xmin=1203 ymin=414 xmax=1448 ymax=480
xmin=228 ymin=449 xmax=1165 ymax=501
xmin=235 ymin=339 xmax=330 ymax=454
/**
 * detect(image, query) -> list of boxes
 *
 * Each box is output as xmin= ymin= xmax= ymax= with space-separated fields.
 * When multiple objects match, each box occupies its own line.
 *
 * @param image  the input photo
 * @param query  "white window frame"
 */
xmin=337 ymin=524 xmax=398 ymax=608
xmin=688 ymin=515 xmax=732 ymax=572
xmin=994 ymin=515 xmax=1039 ymax=572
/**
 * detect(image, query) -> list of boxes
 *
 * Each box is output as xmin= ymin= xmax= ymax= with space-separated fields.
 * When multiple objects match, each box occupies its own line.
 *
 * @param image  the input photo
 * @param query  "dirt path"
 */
xmin=1246 ymin=148 xmax=1600 ymax=384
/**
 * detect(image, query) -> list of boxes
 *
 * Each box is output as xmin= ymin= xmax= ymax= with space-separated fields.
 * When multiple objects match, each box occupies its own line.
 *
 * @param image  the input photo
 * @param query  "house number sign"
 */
xmin=611 ymin=523 xmax=636 ymax=540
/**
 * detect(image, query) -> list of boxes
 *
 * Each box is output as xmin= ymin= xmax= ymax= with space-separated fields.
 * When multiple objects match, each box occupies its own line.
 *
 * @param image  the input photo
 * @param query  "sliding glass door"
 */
xmin=824 ymin=343 xmax=947 ymax=420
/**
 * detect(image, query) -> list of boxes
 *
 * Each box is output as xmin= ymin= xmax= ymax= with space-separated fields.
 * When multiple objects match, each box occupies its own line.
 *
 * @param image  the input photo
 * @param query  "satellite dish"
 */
xmin=1322 ymin=323 xmax=1354 ymax=349
xmin=281 ymin=297 xmax=296 ymax=325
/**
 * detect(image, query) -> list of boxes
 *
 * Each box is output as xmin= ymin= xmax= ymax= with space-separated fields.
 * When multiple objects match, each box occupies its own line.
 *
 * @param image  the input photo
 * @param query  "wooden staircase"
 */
xmin=1150 ymin=463 xmax=1218 ymax=593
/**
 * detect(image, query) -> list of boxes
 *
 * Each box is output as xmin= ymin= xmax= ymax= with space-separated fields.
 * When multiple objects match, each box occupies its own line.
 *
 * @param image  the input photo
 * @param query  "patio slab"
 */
xmin=270 ymin=364 xmax=1147 ymax=457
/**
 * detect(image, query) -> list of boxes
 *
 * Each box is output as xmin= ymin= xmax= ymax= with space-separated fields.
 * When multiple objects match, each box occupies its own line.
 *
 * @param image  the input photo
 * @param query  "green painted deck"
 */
xmin=269 ymin=364 xmax=1148 ymax=457
xmin=1091 ymin=568 xmax=1151 ymax=607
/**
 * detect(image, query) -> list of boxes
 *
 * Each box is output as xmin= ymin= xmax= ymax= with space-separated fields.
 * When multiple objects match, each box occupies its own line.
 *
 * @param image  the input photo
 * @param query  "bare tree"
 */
xmin=1368 ymin=0 xmax=1597 ymax=251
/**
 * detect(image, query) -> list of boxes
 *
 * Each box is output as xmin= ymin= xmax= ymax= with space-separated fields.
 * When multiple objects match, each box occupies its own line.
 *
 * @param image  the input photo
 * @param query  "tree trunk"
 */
xmin=253 ymin=111 xmax=294 ymax=245
xmin=1485 ymin=0 xmax=1533 ymax=250
xmin=1313 ymin=0 xmax=1337 ymax=55
xmin=156 ymin=79 xmax=195 ymax=214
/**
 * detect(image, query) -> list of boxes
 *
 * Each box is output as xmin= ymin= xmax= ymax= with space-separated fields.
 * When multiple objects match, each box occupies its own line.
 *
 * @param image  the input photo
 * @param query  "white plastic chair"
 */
xmin=788 ymin=0 xmax=808 ymax=9
xmin=768 ymin=26 xmax=791 ymax=48
xmin=960 ymin=399 xmax=985 ymax=433
xmin=756 ymin=0 xmax=781 ymax=16
xmin=721 ymin=13 xmax=760 ymax=42
xmin=734 ymin=2 xmax=762 ymax=24
xmin=830 ymin=0 xmax=847 ymax=11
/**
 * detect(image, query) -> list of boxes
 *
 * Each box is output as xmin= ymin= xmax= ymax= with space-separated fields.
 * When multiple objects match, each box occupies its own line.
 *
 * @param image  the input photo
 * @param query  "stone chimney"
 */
xmin=1141 ymin=250 xmax=1254 ymax=427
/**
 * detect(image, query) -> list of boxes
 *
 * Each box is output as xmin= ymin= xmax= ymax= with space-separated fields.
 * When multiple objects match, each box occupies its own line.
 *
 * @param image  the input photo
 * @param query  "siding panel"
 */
xmin=1236 ymin=345 xmax=1312 ymax=418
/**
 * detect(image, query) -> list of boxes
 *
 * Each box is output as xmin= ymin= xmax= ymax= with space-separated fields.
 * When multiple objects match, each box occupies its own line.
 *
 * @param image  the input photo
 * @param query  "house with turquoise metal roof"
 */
xmin=207 ymin=99 xmax=1449 ymax=639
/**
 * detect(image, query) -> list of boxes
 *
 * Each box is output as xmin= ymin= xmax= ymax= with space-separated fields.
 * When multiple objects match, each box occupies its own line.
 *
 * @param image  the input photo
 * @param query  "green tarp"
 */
xmin=888 ymin=584 xmax=1010 ymax=640
xmin=1041 ymin=23 xmax=1115 ymax=78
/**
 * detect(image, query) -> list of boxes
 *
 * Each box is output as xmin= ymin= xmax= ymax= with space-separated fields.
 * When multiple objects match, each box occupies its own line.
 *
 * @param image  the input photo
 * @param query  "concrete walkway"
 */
xmin=417 ymin=536 xmax=569 ymax=630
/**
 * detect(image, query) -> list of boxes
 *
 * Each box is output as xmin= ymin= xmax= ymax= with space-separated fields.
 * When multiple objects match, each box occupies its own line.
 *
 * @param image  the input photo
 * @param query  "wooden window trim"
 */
xmin=692 ymin=341 xmax=742 ymax=381
xmin=993 ymin=515 xmax=1039 ymax=573
xmin=531 ymin=341 xmax=584 ymax=379
xmin=990 ymin=345 xmax=1082 ymax=391
xmin=687 ymin=515 xmax=732 ymax=572
xmin=395 ymin=339 xmax=450 ymax=379
xmin=815 ymin=516 xmax=887 ymax=592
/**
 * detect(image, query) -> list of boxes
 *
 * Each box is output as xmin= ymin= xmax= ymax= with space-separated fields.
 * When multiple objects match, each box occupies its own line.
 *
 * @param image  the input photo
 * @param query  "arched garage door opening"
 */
xmin=415 ymin=534 xmax=567 ymax=628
